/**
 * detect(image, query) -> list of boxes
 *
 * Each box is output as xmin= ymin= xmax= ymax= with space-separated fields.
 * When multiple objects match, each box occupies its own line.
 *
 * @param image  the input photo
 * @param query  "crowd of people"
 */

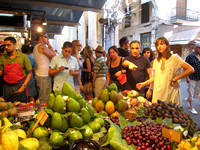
xmin=0 ymin=34 xmax=199 ymax=115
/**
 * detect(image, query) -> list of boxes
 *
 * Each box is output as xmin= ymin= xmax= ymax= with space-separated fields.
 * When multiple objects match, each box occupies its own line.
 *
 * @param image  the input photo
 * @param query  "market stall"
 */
xmin=0 ymin=82 xmax=199 ymax=150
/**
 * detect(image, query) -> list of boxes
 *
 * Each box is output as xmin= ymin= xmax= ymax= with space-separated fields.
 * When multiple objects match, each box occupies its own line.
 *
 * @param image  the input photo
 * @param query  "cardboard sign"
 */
xmin=162 ymin=127 xmax=181 ymax=143
xmin=31 ymin=109 xmax=48 ymax=133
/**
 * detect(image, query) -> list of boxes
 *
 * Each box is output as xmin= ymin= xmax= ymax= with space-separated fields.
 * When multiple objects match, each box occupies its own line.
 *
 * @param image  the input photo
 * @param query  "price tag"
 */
xmin=162 ymin=127 xmax=181 ymax=143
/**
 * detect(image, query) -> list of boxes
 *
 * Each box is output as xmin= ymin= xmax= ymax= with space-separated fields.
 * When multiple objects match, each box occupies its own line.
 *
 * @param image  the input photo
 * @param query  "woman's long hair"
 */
xmin=72 ymin=40 xmax=80 ymax=55
xmin=83 ymin=45 xmax=95 ymax=63
xmin=155 ymin=37 xmax=171 ymax=62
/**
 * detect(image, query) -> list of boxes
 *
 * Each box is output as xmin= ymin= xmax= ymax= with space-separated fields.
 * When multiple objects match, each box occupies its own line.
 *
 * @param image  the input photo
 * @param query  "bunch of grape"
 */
xmin=122 ymin=122 xmax=172 ymax=150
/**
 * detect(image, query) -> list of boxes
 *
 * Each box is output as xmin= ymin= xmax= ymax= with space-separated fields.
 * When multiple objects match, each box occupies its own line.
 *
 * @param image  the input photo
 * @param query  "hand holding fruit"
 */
xmin=136 ymin=82 xmax=145 ymax=90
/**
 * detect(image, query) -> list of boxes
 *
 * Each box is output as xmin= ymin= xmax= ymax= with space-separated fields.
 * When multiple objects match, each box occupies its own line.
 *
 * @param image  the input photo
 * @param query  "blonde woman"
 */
xmin=81 ymin=46 xmax=95 ymax=100
xmin=72 ymin=40 xmax=83 ymax=93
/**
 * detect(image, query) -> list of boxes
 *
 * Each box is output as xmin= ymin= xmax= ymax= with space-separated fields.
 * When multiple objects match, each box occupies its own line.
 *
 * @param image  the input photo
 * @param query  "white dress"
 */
xmin=152 ymin=54 xmax=184 ymax=105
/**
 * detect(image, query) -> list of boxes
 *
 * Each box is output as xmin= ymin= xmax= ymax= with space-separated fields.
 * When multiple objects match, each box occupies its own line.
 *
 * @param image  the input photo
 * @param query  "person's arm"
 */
xmin=69 ymin=69 xmax=79 ymax=76
xmin=170 ymin=62 xmax=194 ymax=86
xmin=92 ymin=73 xmax=97 ymax=87
xmin=76 ymin=75 xmax=84 ymax=91
xmin=39 ymin=44 xmax=56 ymax=59
xmin=146 ymin=67 xmax=153 ymax=99
xmin=106 ymin=61 xmax=111 ymax=86
xmin=122 ymin=60 xmax=138 ymax=70
xmin=16 ymin=71 xmax=32 ymax=93
xmin=82 ymin=58 xmax=91 ymax=72
xmin=49 ymin=66 xmax=66 ymax=77
xmin=0 ymin=70 xmax=3 ymax=76
xmin=136 ymin=75 xmax=155 ymax=90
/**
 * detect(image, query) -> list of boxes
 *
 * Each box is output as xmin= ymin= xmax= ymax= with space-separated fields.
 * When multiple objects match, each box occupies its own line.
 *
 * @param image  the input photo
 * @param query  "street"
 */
xmin=180 ymin=79 xmax=200 ymax=126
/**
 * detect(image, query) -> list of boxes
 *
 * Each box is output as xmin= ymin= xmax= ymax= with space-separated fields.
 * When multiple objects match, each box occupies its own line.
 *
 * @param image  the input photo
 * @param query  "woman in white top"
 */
xmin=136 ymin=37 xmax=194 ymax=105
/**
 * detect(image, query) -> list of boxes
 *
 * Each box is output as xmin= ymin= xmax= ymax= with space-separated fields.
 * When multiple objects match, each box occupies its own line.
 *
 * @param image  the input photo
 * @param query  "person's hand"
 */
xmin=69 ymin=69 xmax=74 ymax=75
xmin=80 ymin=84 xmax=84 ymax=91
xmin=136 ymin=82 xmax=145 ymax=90
xmin=129 ymin=62 xmax=138 ymax=70
xmin=58 ymin=66 xmax=65 ymax=72
xmin=170 ymin=80 xmax=180 ymax=87
xmin=15 ymin=86 xmax=25 ymax=93
xmin=146 ymin=89 xmax=152 ymax=99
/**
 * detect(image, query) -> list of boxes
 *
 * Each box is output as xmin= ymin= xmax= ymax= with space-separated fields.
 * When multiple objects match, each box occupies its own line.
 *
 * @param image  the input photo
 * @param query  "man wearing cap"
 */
xmin=33 ymin=33 xmax=56 ymax=103
xmin=185 ymin=42 xmax=200 ymax=115
xmin=118 ymin=36 xmax=130 ymax=57
xmin=92 ymin=46 xmax=108 ymax=97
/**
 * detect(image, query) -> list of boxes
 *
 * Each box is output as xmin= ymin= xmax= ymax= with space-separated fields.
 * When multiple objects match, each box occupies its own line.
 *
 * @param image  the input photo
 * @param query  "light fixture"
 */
xmin=37 ymin=26 xmax=43 ymax=32
xmin=41 ymin=16 xmax=47 ymax=26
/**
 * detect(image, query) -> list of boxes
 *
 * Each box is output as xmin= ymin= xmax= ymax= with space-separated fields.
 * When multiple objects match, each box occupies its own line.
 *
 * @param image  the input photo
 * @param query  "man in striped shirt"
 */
xmin=92 ymin=46 xmax=108 ymax=97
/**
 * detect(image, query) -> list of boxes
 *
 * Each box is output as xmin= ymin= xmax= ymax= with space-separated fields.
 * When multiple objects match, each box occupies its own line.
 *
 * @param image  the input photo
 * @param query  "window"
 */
xmin=141 ymin=3 xmax=149 ymax=23
xmin=140 ymin=32 xmax=151 ymax=49
xmin=125 ymin=7 xmax=131 ymax=28
xmin=176 ymin=0 xmax=187 ymax=20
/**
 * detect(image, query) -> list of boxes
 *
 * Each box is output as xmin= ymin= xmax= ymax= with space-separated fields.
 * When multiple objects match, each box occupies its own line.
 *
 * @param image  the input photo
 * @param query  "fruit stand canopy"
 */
xmin=0 ymin=0 xmax=107 ymax=39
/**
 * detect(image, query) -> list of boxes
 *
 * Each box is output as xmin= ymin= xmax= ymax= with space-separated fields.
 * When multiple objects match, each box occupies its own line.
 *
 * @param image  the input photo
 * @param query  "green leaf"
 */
xmin=39 ymin=137 xmax=53 ymax=150
xmin=18 ymin=143 xmax=29 ymax=150
xmin=132 ymin=120 xmax=142 ymax=126
xmin=155 ymin=117 xmax=163 ymax=124
xmin=102 ymin=124 xmax=136 ymax=150
xmin=119 ymin=115 xmax=132 ymax=130
xmin=92 ymin=127 xmax=107 ymax=142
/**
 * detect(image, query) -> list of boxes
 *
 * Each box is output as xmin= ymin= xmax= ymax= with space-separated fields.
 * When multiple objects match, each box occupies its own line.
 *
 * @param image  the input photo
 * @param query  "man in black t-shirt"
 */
xmin=118 ymin=36 xmax=130 ymax=57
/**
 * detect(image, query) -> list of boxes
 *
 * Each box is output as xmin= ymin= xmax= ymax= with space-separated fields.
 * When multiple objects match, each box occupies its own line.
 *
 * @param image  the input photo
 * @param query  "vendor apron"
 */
xmin=3 ymin=57 xmax=28 ymax=102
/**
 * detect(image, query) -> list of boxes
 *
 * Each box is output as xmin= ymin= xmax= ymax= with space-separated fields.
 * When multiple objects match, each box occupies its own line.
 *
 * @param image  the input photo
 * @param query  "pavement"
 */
xmin=180 ymin=79 xmax=200 ymax=126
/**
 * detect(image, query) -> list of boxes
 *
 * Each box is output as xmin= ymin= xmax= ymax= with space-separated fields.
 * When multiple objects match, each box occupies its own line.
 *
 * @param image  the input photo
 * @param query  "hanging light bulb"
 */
xmin=41 ymin=16 xmax=47 ymax=26
xmin=37 ymin=26 xmax=43 ymax=32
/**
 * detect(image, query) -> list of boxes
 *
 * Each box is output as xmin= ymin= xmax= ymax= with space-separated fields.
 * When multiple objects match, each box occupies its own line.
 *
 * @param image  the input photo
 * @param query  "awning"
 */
xmin=169 ymin=28 xmax=200 ymax=45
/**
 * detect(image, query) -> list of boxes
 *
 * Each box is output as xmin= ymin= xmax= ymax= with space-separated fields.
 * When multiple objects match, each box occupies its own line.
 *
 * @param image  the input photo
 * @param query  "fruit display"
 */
xmin=0 ymin=97 xmax=18 ymax=118
xmin=122 ymin=122 xmax=172 ymax=149
xmin=143 ymin=100 xmax=197 ymax=136
xmin=26 ymin=82 xmax=106 ymax=148
xmin=92 ymin=83 xmax=128 ymax=116
xmin=123 ymin=90 xmax=151 ymax=108
xmin=177 ymin=134 xmax=200 ymax=150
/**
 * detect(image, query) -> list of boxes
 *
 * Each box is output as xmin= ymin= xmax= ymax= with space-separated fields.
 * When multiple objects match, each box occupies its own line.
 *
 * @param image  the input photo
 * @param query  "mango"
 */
xmin=0 ymin=102 xmax=8 ymax=111
xmin=53 ymin=95 xmax=66 ymax=114
xmin=95 ymin=100 xmax=105 ymax=112
xmin=51 ymin=112 xmax=62 ymax=130
xmin=47 ymin=93 xmax=55 ymax=109
xmin=109 ymin=90 xmax=119 ymax=103
xmin=110 ymin=111 xmax=120 ymax=118
xmin=69 ymin=113 xmax=83 ymax=128
xmin=98 ymin=89 xmax=109 ymax=103
xmin=66 ymin=97 xmax=80 ymax=113
xmin=80 ymin=107 xmax=91 ymax=124
xmin=106 ymin=83 xmax=118 ymax=92
xmin=116 ymin=99 xmax=128 ymax=112
xmin=105 ymin=101 xmax=115 ymax=114
xmin=86 ymin=103 xmax=94 ymax=118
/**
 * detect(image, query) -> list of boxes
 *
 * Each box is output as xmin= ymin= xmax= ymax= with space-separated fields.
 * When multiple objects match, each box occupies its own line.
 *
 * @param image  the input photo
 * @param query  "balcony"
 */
xmin=170 ymin=7 xmax=200 ymax=23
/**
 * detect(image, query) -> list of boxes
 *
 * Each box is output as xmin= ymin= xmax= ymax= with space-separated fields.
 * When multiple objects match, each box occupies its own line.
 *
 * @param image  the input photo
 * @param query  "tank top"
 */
xmin=33 ymin=43 xmax=51 ymax=76
xmin=109 ymin=58 xmax=123 ymax=81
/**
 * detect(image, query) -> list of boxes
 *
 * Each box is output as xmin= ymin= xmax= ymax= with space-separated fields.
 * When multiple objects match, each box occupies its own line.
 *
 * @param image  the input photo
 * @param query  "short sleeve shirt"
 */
xmin=125 ymin=56 xmax=151 ymax=91
xmin=49 ymin=54 xmax=79 ymax=91
xmin=185 ymin=52 xmax=200 ymax=81
xmin=0 ymin=51 xmax=32 ymax=76
xmin=93 ymin=55 xmax=107 ymax=78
